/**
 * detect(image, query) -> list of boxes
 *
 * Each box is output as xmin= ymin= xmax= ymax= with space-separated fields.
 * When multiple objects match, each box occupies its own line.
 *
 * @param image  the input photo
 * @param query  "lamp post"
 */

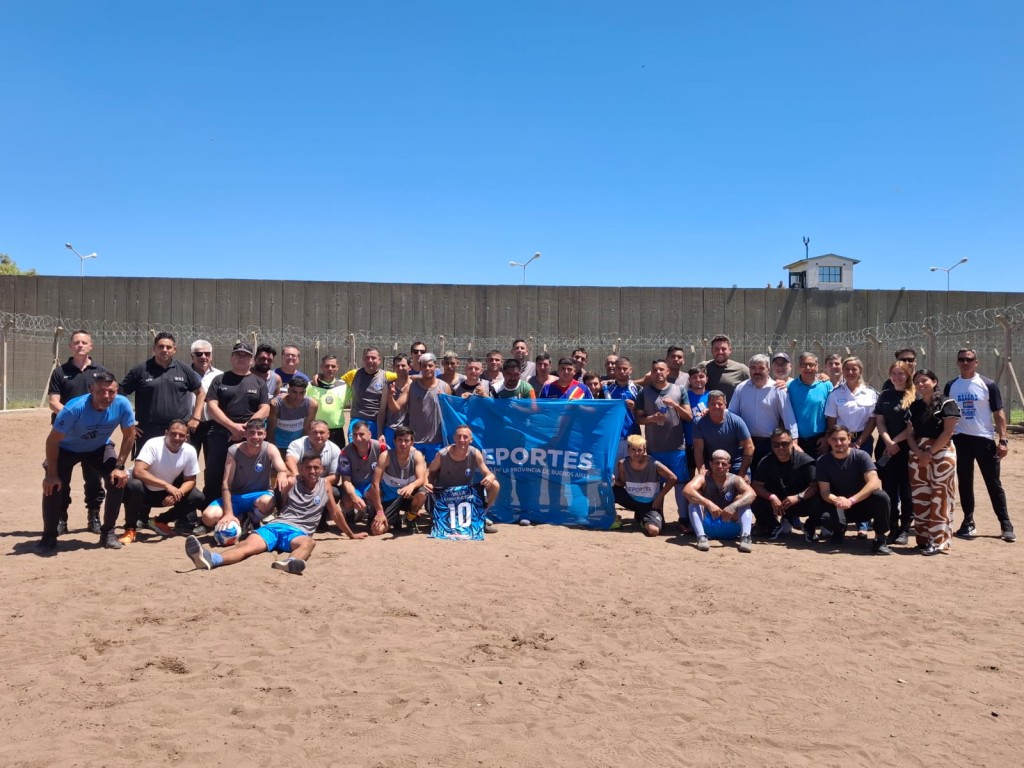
xmin=929 ymin=257 xmax=968 ymax=292
xmin=65 ymin=243 xmax=98 ymax=277
xmin=509 ymin=252 xmax=541 ymax=285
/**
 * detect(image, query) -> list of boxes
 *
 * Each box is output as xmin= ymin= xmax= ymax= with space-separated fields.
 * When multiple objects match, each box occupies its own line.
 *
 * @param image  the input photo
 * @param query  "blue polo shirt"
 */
xmin=787 ymin=378 xmax=833 ymax=437
xmin=53 ymin=393 xmax=136 ymax=452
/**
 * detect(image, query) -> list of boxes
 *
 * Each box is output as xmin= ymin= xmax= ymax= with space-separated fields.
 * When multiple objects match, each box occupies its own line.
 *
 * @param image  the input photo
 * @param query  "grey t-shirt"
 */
xmin=637 ymin=383 xmax=686 ymax=452
xmin=350 ymin=368 xmax=388 ymax=421
xmin=338 ymin=441 xmax=383 ymax=485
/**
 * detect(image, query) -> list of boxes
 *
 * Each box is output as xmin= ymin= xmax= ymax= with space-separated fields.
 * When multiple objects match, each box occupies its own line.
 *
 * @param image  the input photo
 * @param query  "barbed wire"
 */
xmin=2 ymin=301 xmax=1021 ymax=354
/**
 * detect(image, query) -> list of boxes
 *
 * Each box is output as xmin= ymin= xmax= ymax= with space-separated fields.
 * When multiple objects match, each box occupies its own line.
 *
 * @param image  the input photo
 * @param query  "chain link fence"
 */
xmin=3 ymin=302 xmax=1023 ymax=415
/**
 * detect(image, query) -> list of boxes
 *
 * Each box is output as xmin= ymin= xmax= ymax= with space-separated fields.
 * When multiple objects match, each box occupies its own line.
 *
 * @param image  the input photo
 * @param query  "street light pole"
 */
xmin=509 ymin=252 xmax=541 ymax=285
xmin=65 ymin=243 xmax=98 ymax=277
xmin=929 ymin=257 xmax=969 ymax=292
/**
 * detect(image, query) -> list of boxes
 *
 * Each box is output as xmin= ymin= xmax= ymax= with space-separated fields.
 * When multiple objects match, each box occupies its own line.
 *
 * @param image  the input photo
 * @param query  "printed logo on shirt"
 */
xmin=255 ymin=462 xmax=264 ymax=473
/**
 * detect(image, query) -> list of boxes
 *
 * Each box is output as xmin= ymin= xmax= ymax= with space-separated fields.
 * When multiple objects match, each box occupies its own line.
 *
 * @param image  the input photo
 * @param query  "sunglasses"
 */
xmin=898 ymin=358 xmax=916 ymax=363
xmin=192 ymin=351 xmax=211 ymax=357
xmin=771 ymin=441 xmax=793 ymax=448
xmin=958 ymin=357 xmax=976 ymax=363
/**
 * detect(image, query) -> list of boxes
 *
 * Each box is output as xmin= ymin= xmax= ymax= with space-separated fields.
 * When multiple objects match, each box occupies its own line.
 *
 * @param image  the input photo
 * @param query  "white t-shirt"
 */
xmin=135 ymin=436 xmax=201 ymax=491
xmin=947 ymin=374 xmax=1000 ymax=439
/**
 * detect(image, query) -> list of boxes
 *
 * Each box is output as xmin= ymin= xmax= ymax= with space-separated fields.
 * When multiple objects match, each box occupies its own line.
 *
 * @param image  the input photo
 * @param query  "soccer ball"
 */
xmin=214 ymin=519 xmax=241 ymax=547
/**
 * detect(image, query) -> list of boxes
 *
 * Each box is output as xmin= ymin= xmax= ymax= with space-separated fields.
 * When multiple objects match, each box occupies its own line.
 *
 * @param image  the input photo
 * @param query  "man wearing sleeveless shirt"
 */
xmin=339 ymin=347 xmax=397 ymax=440
xmin=613 ymin=435 xmax=677 ymax=536
xmin=186 ymin=453 xmax=366 ymax=575
xmin=395 ymin=353 xmax=452 ymax=464
xmin=268 ymin=373 xmax=317 ymax=451
xmin=200 ymin=419 xmax=291 ymax=532
xmin=683 ymin=449 xmax=756 ymax=553
xmin=427 ymin=425 xmax=500 ymax=510
xmin=371 ymin=425 xmax=429 ymax=534
xmin=337 ymin=420 xmax=385 ymax=532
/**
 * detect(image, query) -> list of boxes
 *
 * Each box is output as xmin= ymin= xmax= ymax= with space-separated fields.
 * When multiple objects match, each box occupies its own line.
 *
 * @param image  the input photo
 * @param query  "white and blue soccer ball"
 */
xmin=214 ymin=519 xmax=241 ymax=547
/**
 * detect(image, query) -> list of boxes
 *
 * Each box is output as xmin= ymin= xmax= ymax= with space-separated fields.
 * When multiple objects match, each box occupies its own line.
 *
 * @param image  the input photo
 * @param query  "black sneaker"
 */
xmin=36 ymin=536 xmax=58 ymax=554
xmin=271 ymin=557 xmax=306 ymax=575
xmin=185 ymin=535 xmax=214 ymax=570
xmin=874 ymin=541 xmax=894 ymax=555
xmin=890 ymin=531 xmax=909 ymax=546
xmin=1001 ymin=524 xmax=1016 ymax=543
xmin=87 ymin=512 xmax=102 ymax=535
xmin=102 ymin=531 xmax=123 ymax=550
xmin=954 ymin=523 xmax=977 ymax=539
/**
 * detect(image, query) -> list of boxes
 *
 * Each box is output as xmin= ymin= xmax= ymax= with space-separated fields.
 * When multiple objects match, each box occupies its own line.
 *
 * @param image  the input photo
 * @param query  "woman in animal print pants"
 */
xmin=907 ymin=369 xmax=962 ymax=556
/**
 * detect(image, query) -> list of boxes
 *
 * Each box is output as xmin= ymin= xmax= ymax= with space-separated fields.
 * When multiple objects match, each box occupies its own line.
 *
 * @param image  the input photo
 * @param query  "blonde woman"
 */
xmin=907 ymin=369 xmax=961 ymax=555
xmin=873 ymin=361 xmax=915 ymax=544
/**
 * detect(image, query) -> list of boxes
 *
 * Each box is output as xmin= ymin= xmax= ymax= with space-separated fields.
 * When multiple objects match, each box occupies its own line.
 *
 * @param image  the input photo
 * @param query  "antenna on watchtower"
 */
xmin=802 ymin=236 xmax=810 ymax=260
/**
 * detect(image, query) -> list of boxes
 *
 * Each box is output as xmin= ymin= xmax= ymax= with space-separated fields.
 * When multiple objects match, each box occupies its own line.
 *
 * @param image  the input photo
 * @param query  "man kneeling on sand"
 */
xmin=185 ymin=454 xmax=366 ymax=575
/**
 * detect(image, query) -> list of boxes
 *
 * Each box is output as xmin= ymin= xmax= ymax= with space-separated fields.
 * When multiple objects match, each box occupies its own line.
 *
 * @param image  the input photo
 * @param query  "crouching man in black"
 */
xmin=812 ymin=425 xmax=892 ymax=555
xmin=751 ymin=427 xmax=821 ymax=539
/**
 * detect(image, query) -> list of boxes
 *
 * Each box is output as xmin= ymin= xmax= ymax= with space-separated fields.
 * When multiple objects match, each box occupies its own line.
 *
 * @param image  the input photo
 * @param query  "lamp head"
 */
xmin=508 ymin=261 xmax=518 ymax=267
xmin=65 ymin=243 xmax=73 ymax=250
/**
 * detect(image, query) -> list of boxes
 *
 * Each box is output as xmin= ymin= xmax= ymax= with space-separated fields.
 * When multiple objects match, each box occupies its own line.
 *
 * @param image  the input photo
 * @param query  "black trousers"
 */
xmin=751 ymin=495 xmax=822 ymax=532
xmin=612 ymin=485 xmax=654 ymax=516
xmin=42 ymin=447 xmax=124 ymax=538
xmin=57 ymin=463 xmax=105 ymax=525
xmin=816 ymin=489 xmax=890 ymax=538
xmin=202 ymin=427 xmax=234 ymax=507
xmin=877 ymin=447 xmax=912 ymax=534
xmin=189 ymin=420 xmax=213 ymax=460
xmin=750 ymin=437 xmax=773 ymax=474
xmin=123 ymin=478 xmax=204 ymax=530
xmin=953 ymin=434 xmax=1010 ymax=527
xmin=797 ymin=434 xmax=825 ymax=457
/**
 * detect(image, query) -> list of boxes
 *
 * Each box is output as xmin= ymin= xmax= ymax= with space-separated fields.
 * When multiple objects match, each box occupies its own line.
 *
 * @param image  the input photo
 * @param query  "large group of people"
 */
xmin=39 ymin=330 xmax=1014 ymax=573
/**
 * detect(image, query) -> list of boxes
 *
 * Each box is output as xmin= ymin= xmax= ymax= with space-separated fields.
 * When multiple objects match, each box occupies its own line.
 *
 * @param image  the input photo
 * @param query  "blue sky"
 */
xmin=1 ymin=1 xmax=1020 ymax=292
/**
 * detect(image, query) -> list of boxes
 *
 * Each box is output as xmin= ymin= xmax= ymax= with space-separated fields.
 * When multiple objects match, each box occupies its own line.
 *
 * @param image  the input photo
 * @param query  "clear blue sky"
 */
xmin=2 ymin=2 xmax=1020 ymax=292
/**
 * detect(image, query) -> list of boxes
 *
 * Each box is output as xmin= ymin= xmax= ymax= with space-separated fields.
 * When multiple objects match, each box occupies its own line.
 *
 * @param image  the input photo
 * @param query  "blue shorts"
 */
xmin=350 ymin=480 xmax=371 ymax=498
xmin=255 ymin=521 xmax=307 ymax=553
xmin=417 ymin=442 xmax=442 ymax=466
xmin=207 ymin=491 xmax=274 ymax=523
xmin=648 ymin=449 xmax=689 ymax=486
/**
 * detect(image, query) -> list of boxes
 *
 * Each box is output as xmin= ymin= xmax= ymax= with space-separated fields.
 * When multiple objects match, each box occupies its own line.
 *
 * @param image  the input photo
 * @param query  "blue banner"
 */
xmin=439 ymin=395 xmax=626 ymax=528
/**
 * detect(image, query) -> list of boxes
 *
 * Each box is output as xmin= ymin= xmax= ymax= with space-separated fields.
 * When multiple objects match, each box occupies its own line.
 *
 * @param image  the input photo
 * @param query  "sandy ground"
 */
xmin=1 ymin=408 xmax=1022 ymax=768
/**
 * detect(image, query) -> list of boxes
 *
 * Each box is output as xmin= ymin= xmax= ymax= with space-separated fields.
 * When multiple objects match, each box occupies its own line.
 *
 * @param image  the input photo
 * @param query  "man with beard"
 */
xmin=251 ymin=344 xmax=283 ymax=398
xmin=395 ymin=353 xmax=452 ymax=464
xmin=700 ymin=335 xmax=749 ymax=404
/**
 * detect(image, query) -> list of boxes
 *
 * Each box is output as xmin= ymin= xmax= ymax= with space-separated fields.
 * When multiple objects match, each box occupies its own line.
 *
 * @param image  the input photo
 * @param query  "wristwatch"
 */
xmin=998 ymin=439 xmax=1008 ymax=446
xmin=115 ymin=462 xmax=126 ymax=470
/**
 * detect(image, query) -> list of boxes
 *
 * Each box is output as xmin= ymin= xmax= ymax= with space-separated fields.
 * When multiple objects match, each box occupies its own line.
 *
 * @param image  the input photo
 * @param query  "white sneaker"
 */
xmin=696 ymin=535 xmax=710 ymax=552
xmin=769 ymin=519 xmax=793 ymax=540
xmin=738 ymin=534 xmax=753 ymax=553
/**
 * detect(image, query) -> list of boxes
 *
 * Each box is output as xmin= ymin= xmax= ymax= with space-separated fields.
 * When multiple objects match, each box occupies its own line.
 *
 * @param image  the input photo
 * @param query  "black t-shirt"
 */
xmin=909 ymin=395 xmax=960 ymax=440
xmin=120 ymin=357 xmax=201 ymax=427
xmin=873 ymin=388 xmax=911 ymax=439
xmin=207 ymin=371 xmax=270 ymax=425
xmin=753 ymin=450 xmax=816 ymax=496
xmin=48 ymin=359 xmax=112 ymax=424
xmin=816 ymin=449 xmax=875 ymax=498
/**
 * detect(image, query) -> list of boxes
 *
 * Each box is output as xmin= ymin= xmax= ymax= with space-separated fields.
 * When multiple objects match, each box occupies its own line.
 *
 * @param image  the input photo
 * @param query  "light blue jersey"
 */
xmin=53 ymin=393 xmax=136 ymax=452
xmin=431 ymin=485 xmax=486 ymax=541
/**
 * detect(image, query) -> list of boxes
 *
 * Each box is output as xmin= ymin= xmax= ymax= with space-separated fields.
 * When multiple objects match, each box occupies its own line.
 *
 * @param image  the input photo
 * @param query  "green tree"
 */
xmin=0 ymin=254 xmax=36 ymax=276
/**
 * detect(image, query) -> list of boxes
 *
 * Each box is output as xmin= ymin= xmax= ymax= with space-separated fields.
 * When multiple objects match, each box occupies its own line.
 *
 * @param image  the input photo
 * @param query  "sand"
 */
xmin=1 ymin=408 xmax=1022 ymax=768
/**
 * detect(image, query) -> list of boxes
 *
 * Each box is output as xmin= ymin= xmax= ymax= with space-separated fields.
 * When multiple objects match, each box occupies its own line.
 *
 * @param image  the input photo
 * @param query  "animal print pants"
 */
xmin=908 ymin=441 xmax=957 ymax=550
